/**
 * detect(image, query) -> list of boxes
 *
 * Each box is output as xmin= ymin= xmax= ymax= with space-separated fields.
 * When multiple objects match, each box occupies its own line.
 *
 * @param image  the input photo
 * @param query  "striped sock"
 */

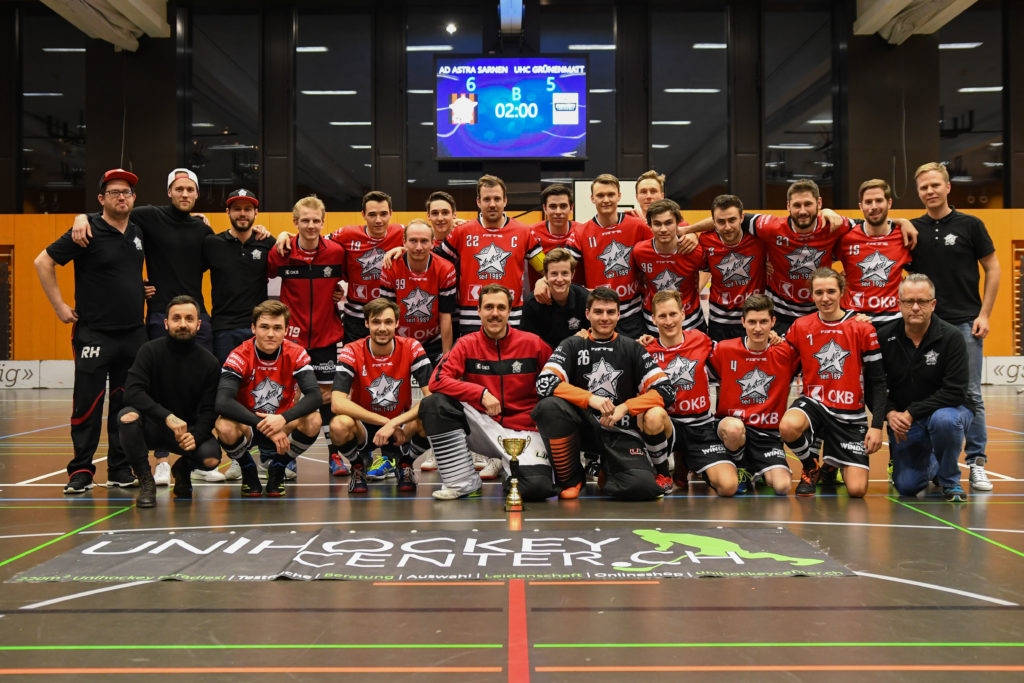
xmin=642 ymin=430 xmax=670 ymax=468
xmin=547 ymin=434 xmax=581 ymax=487
xmin=428 ymin=429 xmax=475 ymax=489
xmin=785 ymin=431 xmax=812 ymax=461
xmin=221 ymin=432 xmax=252 ymax=461
xmin=288 ymin=429 xmax=317 ymax=460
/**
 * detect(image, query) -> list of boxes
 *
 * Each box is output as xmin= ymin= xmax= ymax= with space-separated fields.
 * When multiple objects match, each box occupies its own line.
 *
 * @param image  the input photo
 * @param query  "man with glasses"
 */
xmin=878 ymin=274 xmax=974 ymax=502
xmin=35 ymin=169 xmax=148 ymax=494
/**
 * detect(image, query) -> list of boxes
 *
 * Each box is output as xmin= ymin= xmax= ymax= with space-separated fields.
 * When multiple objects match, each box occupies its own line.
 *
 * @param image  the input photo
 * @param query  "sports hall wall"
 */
xmin=6 ymin=207 xmax=1024 ymax=361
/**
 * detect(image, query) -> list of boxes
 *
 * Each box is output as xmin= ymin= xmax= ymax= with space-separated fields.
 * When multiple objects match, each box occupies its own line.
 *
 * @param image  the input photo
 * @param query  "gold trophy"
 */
xmin=497 ymin=436 xmax=529 ymax=512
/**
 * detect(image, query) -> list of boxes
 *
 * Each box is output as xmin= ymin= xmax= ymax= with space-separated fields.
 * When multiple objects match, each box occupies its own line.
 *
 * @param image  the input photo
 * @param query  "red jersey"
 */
xmin=631 ymin=239 xmax=705 ymax=330
xmin=699 ymin=230 xmax=767 ymax=328
xmin=379 ymin=254 xmax=457 ymax=345
xmin=746 ymin=213 xmax=850 ymax=319
xmin=439 ymin=216 xmax=542 ymax=329
xmin=707 ymin=337 xmax=800 ymax=429
xmin=334 ymin=336 xmax=432 ymax=420
xmin=222 ymin=338 xmax=313 ymax=415
xmin=328 ymin=223 xmax=404 ymax=321
xmin=644 ymin=331 xmax=714 ymax=424
xmin=528 ymin=220 xmax=584 ymax=286
xmin=567 ymin=213 xmax=653 ymax=321
xmin=267 ymin=237 xmax=346 ymax=349
xmin=786 ymin=311 xmax=881 ymax=420
xmin=429 ymin=326 xmax=551 ymax=431
xmin=834 ymin=221 xmax=911 ymax=325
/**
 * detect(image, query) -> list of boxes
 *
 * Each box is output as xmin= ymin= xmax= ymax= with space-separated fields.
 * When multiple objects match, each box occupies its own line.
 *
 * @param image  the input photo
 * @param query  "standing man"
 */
xmin=438 ymin=175 xmax=544 ymax=334
xmin=529 ymin=184 xmax=582 ymax=287
xmin=35 ymin=168 xmax=147 ymax=493
xmin=203 ymin=189 xmax=276 ymax=363
xmin=422 ymin=285 xmax=553 ymax=501
xmin=330 ymin=299 xmax=434 ymax=494
xmin=779 ymin=268 xmax=887 ymax=498
xmin=267 ymin=196 xmax=349 ymax=476
xmin=878 ymin=274 xmax=975 ymax=502
xmin=534 ymin=287 xmax=675 ymax=501
xmin=520 ymin=248 xmax=589 ymax=349
xmin=835 ymin=179 xmax=912 ymax=328
xmin=910 ymin=162 xmax=1000 ymax=492
xmin=426 ymin=191 xmax=459 ymax=249
xmin=634 ymin=169 xmax=666 ymax=223
xmin=119 ymin=295 xmax=222 ymax=507
xmin=632 ymin=199 xmax=705 ymax=333
xmin=379 ymin=219 xmax=456 ymax=365
xmin=215 ymin=300 xmax=323 ymax=497
xmin=699 ymin=195 xmax=767 ymax=341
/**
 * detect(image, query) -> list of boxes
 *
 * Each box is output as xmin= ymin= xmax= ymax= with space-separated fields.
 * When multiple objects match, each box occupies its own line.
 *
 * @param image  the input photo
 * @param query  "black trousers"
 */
xmin=117 ymin=407 xmax=220 ymax=476
xmin=67 ymin=324 xmax=146 ymax=477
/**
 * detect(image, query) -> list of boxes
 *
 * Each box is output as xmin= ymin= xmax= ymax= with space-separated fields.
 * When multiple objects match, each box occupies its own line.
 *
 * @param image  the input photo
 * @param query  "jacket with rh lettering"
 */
xmin=428 ymin=325 xmax=551 ymax=432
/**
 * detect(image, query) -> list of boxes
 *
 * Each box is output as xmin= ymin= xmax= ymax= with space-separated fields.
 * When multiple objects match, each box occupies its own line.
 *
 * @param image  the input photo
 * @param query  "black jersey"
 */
xmin=203 ymin=231 xmax=276 ymax=331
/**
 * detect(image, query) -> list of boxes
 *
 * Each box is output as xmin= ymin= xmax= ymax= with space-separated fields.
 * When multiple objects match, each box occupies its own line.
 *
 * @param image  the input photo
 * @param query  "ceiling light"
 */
xmin=445 ymin=23 xmax=457 ymax=34
xmin=958 ymin=86 xmax=1002 ymax=93
xmin=329 ymin=121 xmax=371 ymax=126
xmin=951 ymin=175 xmax=973 ymax=182
xmin=23 ymin=92 xmax=63 ymax=97
xmin=588 ymin=119 xmax=601 ymax=124
xmin=42 ymin=47 xmax=85 ymax=53
xmin=568 ymin=44 xmax=616 ymax=50
xmin=651 ymin=120 xmax=692 ymax=125
xmin=407 ymin=45 xmax=454 ymax=52
xmin=663 ymin=88 xmax=721 ymax=94
xmin=296 ymin=46 xmax=328 ymax=53
xmin=806 ymin=119 xmax=833 ymax=125
xmin=768 ymin=143 xmax=815 ymax=150
xmin=588 ymin=89 xmax=614 ymax=94
xmin=651 ymin=144 xmax=670 ymax=149
xmin=939 ymin=42 xmax=982 ymax=49
xmin=692 ymin=43 xmax=727 ymax=49
xmin=350 ymin=145 xmax=371 ymax=149
xmin=989 ymin=142 xmax=1004 ymax=147
xmin=420 ymin=122 xmax=433 ymax=126
xmin=983 ymin=162 xmax=1003 ymax=167
xmin=408 ymin=90 xmax=434 ymax=94
xmin=301 ymin=90 xmax=357 ymax=95
xmin=191 ymin=122 xmax=216 ymax=128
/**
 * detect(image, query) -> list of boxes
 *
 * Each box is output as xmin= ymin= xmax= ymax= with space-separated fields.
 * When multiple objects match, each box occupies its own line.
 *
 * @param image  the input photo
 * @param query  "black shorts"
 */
xmin=422 ymin=336 xmax=444 ymax=367
xmin=668 ymin=418 xmax=732 ymax=474
xmin=708 ymin=320 xmax=745 ymax=343
xmin=719 ymin=422 xmax=789 ymax=477
xmin=343 ymin=314 xmax=368 ymax=345
xmin=308 ymin=343 xmax=340 ymax=383
xmin=789 ymin=396 xmax=869 ymax=469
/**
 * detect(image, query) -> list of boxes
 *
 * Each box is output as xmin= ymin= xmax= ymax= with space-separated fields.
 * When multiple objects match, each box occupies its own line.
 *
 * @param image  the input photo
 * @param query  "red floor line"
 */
xmin=508 ymin=578 xmax=529 ymax=682
xmin=535 ymin=665 xmax=1024 ymax=673
xmin=0 ymin=666 xmax=503 ymax=675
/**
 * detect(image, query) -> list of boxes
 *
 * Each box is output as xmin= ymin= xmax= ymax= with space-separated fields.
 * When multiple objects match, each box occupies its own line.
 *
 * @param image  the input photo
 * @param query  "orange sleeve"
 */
xmin=624 ymin=390 xmax=665 ymax=415
xmin=553 ymin=382 xmax=593 ymax=409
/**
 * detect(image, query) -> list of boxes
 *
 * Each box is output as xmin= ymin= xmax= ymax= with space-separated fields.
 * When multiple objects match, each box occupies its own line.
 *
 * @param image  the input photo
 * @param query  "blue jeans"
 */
xmin=955 ymin=322 xmax=986 ymax=463
xmin=213 ymin=327 xmax=254 ymax=364
xmin=890 ymin=406 xmax=973 ymax=495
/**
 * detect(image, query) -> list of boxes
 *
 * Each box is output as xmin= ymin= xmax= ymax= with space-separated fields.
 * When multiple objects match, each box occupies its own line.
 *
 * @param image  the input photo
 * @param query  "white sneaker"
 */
xmin=191 ymin=467 xmax=227 ymax=482
xmin=419 ymin=449 xmax=437 ymax=471
xmin=969 ymin=463 xmax=993 ymax=491
xmin=223 ymin=460 xmax=242 ymax=481
xmin=153 ymin=461 xmax=171 ymax=486
xmin=431 ymin=486 xmax=481 ymax=500
xmin=472 ymin=451 xmax=489 ymax=471
xmin=284 ymin=462 xmax=298 ymax=480
xmin=479 ymin=457 xmax=504 ymax=481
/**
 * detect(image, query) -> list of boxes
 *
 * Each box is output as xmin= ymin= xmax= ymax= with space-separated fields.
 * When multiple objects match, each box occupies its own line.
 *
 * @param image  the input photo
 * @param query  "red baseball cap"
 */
xmin=226 ymin=188 xmax=259 ymax=208
xmin=98 ymin=168 xmax=138 ymax=192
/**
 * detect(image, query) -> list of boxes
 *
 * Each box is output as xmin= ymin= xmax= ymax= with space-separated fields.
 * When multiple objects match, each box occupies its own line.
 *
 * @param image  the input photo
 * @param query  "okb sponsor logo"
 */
xmin=13 ymin=528 xmax=851 ymax=583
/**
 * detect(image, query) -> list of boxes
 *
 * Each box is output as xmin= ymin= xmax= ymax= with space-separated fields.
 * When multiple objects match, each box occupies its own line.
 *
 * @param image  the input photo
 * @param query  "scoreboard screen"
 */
xmin=435 ymin=56 xmax=588 ymax=160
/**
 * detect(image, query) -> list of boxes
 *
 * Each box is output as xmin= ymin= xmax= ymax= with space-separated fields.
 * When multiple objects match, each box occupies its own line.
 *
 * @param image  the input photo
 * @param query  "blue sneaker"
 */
xmin=366 ymin=454 xmax=396 ymax=481
xmin=943 ymin=484 xmax=968 ymax=502
xmin=329 ymin=450 xmax=351 ymax=477
xmin=735 ymin=468 xmax=753 ymax=495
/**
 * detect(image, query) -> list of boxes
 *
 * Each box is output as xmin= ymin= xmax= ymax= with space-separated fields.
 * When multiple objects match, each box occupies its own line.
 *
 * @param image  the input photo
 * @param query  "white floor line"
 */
xmin=0 ymin=532 xmax=64 ymax=540
xmin=853 ymin=571 xmax=1018 ymax=606
xmin=988 ymin=425 xmax=1024 ymax=436
xmin=19 ymin=580 xmax=156 ymax=610
xmin=968 ymin=527 xmax=1024 ymax=534
xmin=524 ymin=516 xmax=951 ymax=531
xmin=0 ymin=423 xmax=70 ymax=439
xmin=15 ymin=457 xmax=107 ymax=485
xmin=73 ymin=517 xmax=517 ymax=535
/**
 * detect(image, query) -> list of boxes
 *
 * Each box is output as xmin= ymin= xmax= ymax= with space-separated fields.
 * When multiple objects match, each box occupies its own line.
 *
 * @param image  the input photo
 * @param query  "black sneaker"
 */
xmin=796 ymin=460 xmax=820 ymax=497
xmin=106 ymin=471 xmax=139 ymax=488
xmin=136 ymin=471 xmax=157 ymax=508
xmin=819 ymin=464 xmax=839 ymax=488
xmin=585 ymin=458 xmax=601 ymax=482
xmin=171 ymin=458 xmax=193 ymax=499
xmin=265 ymin=464 xmax=287 ymax=497
xmin=240 ymin=466 xmax=263 ymax=497
xmin=396 ymin=465 xmax=417 ymax=492
xmin=64 ymin=470 xmax=94 ymax=495
xmin=348 ymin=468 xmax=368 ymax=494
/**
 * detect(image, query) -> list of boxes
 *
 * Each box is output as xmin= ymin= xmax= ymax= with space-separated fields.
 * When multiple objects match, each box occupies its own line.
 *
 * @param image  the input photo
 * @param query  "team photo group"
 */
xmin=34 ymin=161 xmax=998 ymax=508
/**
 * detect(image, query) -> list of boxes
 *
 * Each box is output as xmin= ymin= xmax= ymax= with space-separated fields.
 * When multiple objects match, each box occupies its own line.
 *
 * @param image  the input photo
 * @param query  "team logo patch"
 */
xmin=367 ymin=374 xmax=403 ymax=412
xmin=511 ymin=360 xmax=523 ymax=374
xmin=474 ymin=243 xmax=512 ymax=279
xmin=322 ymin=265 xmax=335 ymax=278
xmin=651 ymin=269 xmax=682 ymax=292
xmin=567 ymin=317 xmax=582 ymax=331
xmin=812 ymin=340 xmax=850 ymax=379
xmin=856 ymin=250 xmax=897 ymax=287
xmin=598 ymin=241 xmax=633 ymax=278
xmin=944 ymin=234 xmax=957 ymax=246
xmin=251 ymin=378 xmax=285 ymax=414
xmin=665 ymin=356 xmax=697 ymax=391
xmin=357 ymin=248 xmax=385 ymax=280
xmin=737 ymin=367 xmax=774 ymax=404
xmin=133 ymin=237 xmax=143 ymax=251
xmin=584 ymin=358 xmax=623 ymax=399
xmin=715 ymin=252 xmax=753 ymax=285
xmin=785 ymin=245 xmax=826 ymax=280
xmin=252 ymin=249 xmax=262 ymax=260
xmin=924 ymin=350 xmax=939 ymax=366
xmin=402 ymin=288 xmax=436 ymax=322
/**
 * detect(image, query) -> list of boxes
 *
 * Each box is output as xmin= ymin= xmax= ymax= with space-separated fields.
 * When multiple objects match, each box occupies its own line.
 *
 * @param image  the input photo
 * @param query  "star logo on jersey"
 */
xmin=584 ymin=358 xmax=623 ymax=399
xmin=474 ymin=243 xmax=512 ymax=279
xmin=651 ymin=269 xmax=682 ymax=292
xmin=251 ymin=377 xmax=284 ymax=414
xmin=944 ymin=234 xmax=957 ymax=246
xmin=322 ymin=265 xmax=334 ymax=278
xmin=813 ymin=339 xmax=850 ymax=378
xmin=598 ymin=240 xmax=633 ymax=277
xmin=357 ymin=247 xmax=385 ymax=280
xmin=715 ymin=252 xmax=753 ymax=285
xmin=133 ymin=236 xmax=143 ymax=251
xmin=924 ymin=350 xmax=939 ymax=366
xmin=665 ymin=355 xmax=698 ymax=391
xmin=511 ymin=360 xmax=523 ymax=374
xmin=785 ymin=245 xmax=826 ymax=280
xmin=367 ymin=373 xmax=403 ymax=412
xmin=251 ymin=249 xmax=262 ymax=260
xmin=402 ymin=288 xmax=436 ymax=322
xmin=568 ymin=317 xmax=581 ymax=331
xmin=737 ymin=367 xmax=775 ymax=404
xmin=857 ymin=250 xmax=897 ymax=287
